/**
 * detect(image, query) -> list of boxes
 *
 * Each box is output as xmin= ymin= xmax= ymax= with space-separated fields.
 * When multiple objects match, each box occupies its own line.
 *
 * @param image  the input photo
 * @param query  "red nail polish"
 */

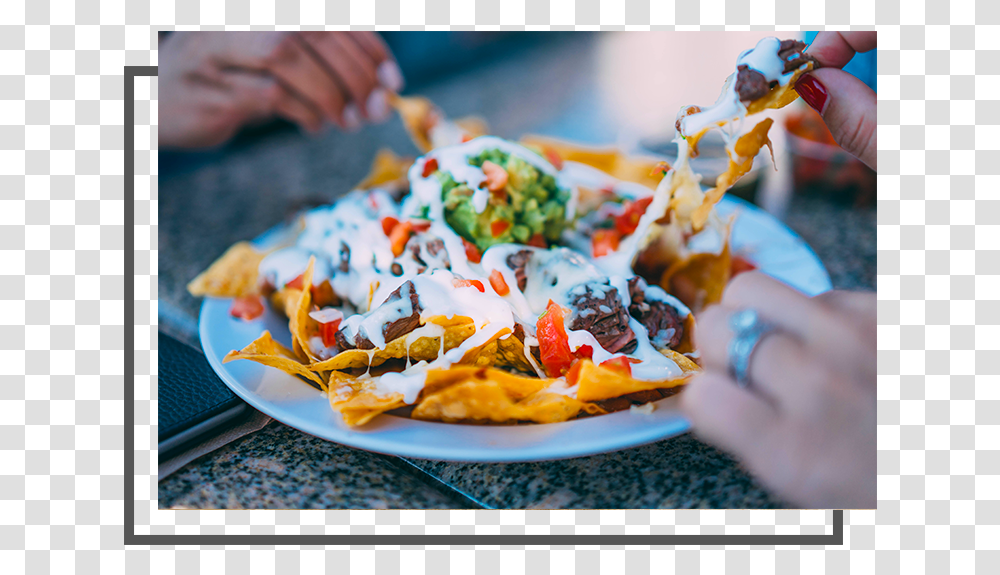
xmin=795 ymin=74 xmax=828 ymax=114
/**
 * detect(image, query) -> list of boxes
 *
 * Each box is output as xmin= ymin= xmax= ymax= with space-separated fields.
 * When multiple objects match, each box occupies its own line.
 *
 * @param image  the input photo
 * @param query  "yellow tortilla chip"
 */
xmin=354 ymin=148 xmax=414 ymax=190
xmin=223 ymin=330 xmax=326 ymax=389
xmin=411 ymin=379 xmax=518 ymax=423
xmin=288 ymin=257 xmax=318 ymax=364
xmin=308 ymin=318 xmax=479 ymax=372
xmin=389 ymin=94 xmax=438 ymax=153
xmin=328 ymin=379 xmax=409 ymax=427
xmin=660 ymin=241 xmax=732 ymax=313
xmin=574 ymin=359 xmax=695 ymax=403
xmin=453 ymin=116 xmax=489 ymax=139
xmin=186 ymin=242 xmax=265 ymax=298
xmin=519 ymin=135 xmax=666 ymax=190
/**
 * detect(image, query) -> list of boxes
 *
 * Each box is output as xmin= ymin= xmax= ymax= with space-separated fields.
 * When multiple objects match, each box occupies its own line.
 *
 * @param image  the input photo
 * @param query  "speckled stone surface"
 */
xmin=158 ymin=33 xmax=874 ymax=510
xmin=158 ymin=422 xmax=462 ymax=509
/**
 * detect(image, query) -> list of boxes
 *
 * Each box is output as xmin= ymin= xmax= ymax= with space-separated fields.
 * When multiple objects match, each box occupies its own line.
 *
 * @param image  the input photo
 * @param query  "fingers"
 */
xmin=795 ymin=67 xmax=877 ymax=171
xmin=695 ymin=304 xmax=829 ymax=411
xmin=805 ymin=31 xmax=877 ymax=69
xmin=344 ymin=32 xmax=405 ymax=92
xmin=680 ymin=372 xmax=779 ymax=463
xmin=298 ymin=32 xmax=389 ymax=122
xmin=718 ymin=272 xmax=866 ymax=371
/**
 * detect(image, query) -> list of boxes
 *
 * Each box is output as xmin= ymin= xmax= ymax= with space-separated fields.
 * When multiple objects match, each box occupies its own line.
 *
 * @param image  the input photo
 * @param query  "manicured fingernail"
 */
xmin=343 ymin=103 xmax=361 ymax=131
xmin=795 ymin=74 xmax=828 ymax=114
xmin=377 ymin=61 xmax=405 ymax=92
xmin=366 ymin=88 xmax=389 ymax=123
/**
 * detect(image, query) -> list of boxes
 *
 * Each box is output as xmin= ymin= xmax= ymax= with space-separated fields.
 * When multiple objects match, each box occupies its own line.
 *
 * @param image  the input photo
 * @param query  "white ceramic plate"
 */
xmin=199 ymin=196 xmax=831 ymax=462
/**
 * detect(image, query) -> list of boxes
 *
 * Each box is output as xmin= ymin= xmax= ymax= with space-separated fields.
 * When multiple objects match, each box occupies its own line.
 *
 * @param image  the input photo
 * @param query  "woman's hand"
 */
xmin=796 ymin=31 xmax=877 ymax=171
xmin=680 ymin=272 xmax=876 ymax=509
xmin=159 ymin=32 xmax=405 ymax=149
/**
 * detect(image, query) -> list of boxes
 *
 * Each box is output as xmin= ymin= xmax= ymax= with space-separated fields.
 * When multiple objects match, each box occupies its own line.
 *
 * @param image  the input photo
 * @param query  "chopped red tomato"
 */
xmin=481 ymin=160 xmax=509 ymax=194
xmin=422 ymin=158 xmax=439 ymax=178
xmin=489 ymin=269 xmax=509 ymax=296
xmin=230 ymin=295 xmax=264 ymax=321
xmin=543 ymin=147 xmax=564 ymax=170
xmin=575 ymin=345 xmax=593 ymax=360
xmin=731 ymin=255 xmax=757 ymax=277
xmin=648 ymin=160 xmax=672 ymax=177
xmin=453 ymin=278 xmax=485 ymax=293
xmin=527 ymin=233 xmax=547 ymax=248
xmin=381 ymin=216 xmax=400 ymax=237
xmin=389 ymin=220 xmax=413 ymax=257
xmin=600 ymin=356 xmax=639 ymax=376
xmin=491 ymin=220 xmax=511 ymax=237
xmin=285 ymin=273 xmax=305 ymax=290
xmin=463 ymin=238 xmax=482 ymax=263
xmin=566 ymin=359 xmax=585 ymax=386
xmin=536 ymin=300 xmax=574 ymax=377
xmin=461 ymin=134 xmax=474 ymax=143
xmin=614 ymin=197 xmax=654 ymax=236
xmin=592 ymin=228 xmax=621 ymax=257
xmin=320 ymin=318 xmax=343 ymax=347
xmin=410 ymin=219 xmax=431 ymax=233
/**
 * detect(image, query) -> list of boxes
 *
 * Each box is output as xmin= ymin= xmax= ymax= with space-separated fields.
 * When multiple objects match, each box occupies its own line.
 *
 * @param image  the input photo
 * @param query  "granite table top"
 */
xmin=157 ymin=33 xmax=875 ymax=509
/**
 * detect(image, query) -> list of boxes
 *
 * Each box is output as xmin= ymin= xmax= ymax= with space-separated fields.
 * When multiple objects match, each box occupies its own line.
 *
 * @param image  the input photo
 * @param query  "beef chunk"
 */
xmin=405 ymin=234 xmax=450 ymax=274
xmin=569 ymin=283 xmax=637 ymax=354
xmin=778 ymin=39 xmax=820 ymax=74
xmin=627 ymin=277 xmax=684 ymax=349
xmin=505 ymin=249 xmax=533 ymax=292
xmin=735 ymin=64 xmax=771 ymax=103
xmin=337 ymin=281 xmax=422 ymax=350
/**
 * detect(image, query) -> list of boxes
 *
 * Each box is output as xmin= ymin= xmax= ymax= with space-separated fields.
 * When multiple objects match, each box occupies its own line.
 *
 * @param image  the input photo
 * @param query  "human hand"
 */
xmin=795 ymin=31 xmax=877 ymax=171
xmin=680 ymin=272 xmax=876 ymax=509
xmin=159 ymin=31 xmax=405 ymax=148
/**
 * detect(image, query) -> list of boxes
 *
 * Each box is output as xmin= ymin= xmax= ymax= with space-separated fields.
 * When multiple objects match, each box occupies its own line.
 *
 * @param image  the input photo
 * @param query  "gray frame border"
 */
xmin=125 ymin=64 xmax=844 ymax=547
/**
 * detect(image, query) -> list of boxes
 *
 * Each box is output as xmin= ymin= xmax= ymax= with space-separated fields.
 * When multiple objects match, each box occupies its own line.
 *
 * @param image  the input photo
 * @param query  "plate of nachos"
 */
xmin=188 ymin=38 xmax=831 ymax=461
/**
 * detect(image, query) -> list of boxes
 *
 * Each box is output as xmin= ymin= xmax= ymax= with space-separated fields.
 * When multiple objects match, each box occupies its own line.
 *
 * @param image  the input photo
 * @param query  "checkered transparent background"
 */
xmin=0 ymin=0 xmax=967 ymax=571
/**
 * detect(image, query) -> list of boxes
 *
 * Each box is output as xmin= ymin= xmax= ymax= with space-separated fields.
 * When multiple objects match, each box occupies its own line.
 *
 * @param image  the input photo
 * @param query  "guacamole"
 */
xmin=440 ymin=148 xmax=571 ymax=251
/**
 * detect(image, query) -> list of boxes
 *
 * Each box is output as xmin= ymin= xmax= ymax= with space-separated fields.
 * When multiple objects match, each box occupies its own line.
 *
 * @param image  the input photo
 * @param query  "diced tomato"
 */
xmin=566 ymin=359 xmax=585 ymax=386
xmin=489 ymin=269 xmax=509 ymax=296
xmin=410 ymin=219 xmax=431 ymax=232
xmin=463 ymin=238 xmax=482 ymax=263
xmin=422 ymin=158 xmax=439 ymax=178
xmin=367 ymin=193 xmax=380 ymax=211
xmin=614 ymin=197 xmax=654 ymax=236
xmin=527 ymin=233 xmax=547 ymax=248
xmin=320 ymin=318 xmax=343 ymax=348
xmin=592 ymin=228 xmax=621 ymax=257
xmin=389 ymin=220 xmax=413 ymax=257
xmin=481 ymin=160 xmax=509 ymax=194
xmin=536 ymin=300 xmax=574 ymax=377
xmin=285 ymin=273 xmax=305 ymax=290
xmin=543 ymin=146 xmax=564 ymax=170
xmin=381 ymin=216 xmax=400 ymax=237
xmin=600 ymin=356 xmax=639 ymax=376
xmin=731 ymin=255 xmax=757 ymax=277
xmin=491 ymin=220 xmax=511 ymax=237
xmin=648 ymin=160 xmax=672 ymax=177
xmin=576 ymin=345 xmax=593 ymax=360
xmin=453 ymin=278 xmax=485 ymax=293
xmin=461 ymin=134 xmax=474 ymax=143
xmin=230 ymin=295 xmax=264 ymax=321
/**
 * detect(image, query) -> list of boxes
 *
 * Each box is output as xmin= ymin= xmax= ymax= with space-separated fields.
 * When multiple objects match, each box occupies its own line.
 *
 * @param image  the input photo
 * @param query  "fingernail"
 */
xmin=795 ymin=74 xmax=828 ymax=114
xmin=366 ymin=88 xmax=389 ymax=123
xmin=343 ymin=103 xmax=361 ymax=131
xmin=377 ymin=61 xmax=405 ymax=92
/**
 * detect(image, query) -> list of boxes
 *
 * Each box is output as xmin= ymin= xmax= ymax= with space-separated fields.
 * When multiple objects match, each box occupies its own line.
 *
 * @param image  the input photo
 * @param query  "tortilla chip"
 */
xmin=223 ymin=330 xmax=326 ymax=389
xmin=411 ymin=379 xmax=518 ymax=423
xmin=660 ymin=241 xmax=732 ymax=313
xmin=574 ymin=359 xmax=695 ymax=403
xmin=389 ymin=94 xmax=438 ymax=153
xmin=329 ymin=379 xmax=409 ymax=426
xmin=187 ymin=242 xmax=265 ymax=298
xmin=495 ymin=334 xmax=539 ymax=374
xmin=354 ymin=148 xmax=413 ymax=190
xmin=519 ymin=135 xmax=665 ymax=189
xmin=453 ymin=116 xmax=490 ymax=139
xmin=288 ymin=257 xmax=318 ymax=363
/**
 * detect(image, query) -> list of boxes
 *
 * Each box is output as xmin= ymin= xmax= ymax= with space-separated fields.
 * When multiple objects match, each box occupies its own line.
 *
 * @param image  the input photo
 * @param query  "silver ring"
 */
xmin=727 ymin=309 xmax=776 ymax=389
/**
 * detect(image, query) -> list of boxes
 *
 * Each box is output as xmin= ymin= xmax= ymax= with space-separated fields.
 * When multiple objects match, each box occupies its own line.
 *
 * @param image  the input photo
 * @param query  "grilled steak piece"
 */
xmin=627 ymin=277 xmax=684 ymax=349
xmin=505 ymin=249 xmax=533 ymax=292
xmin=777 ymin=39 xmax=819 ymax=74
xmin=337 ymin=281 xmax=422 ymax=350
xmin=338 ymin=241 xmax=351 ymax=273
xmin=735 ymin=64 xmax=771 ymax=103
xmin=568 ymin=282 xmax=637 ymax=354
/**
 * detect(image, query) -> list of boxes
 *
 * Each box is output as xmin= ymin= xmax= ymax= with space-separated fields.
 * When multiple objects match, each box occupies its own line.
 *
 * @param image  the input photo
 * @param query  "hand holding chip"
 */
xmin=795 ymin=31 xmax=878 ymax=171
xmin=159 ymin=31 xmax=404 ymax=148
xmin=681 ymin=272 xmax=876 ymax=509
